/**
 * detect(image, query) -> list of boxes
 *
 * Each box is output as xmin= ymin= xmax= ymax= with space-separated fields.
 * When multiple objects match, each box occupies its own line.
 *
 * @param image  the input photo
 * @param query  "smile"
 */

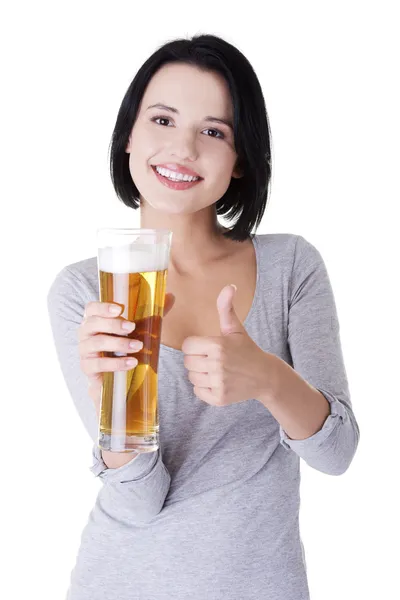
xmin=155 ymin=166 xmax=200 ymax=182
xmin=151 ymin=166 xmax=203 ymax=190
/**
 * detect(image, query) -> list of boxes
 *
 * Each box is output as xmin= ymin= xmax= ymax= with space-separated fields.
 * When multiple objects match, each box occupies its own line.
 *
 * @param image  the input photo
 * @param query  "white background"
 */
xmin=2 ymin=1 xmax=399 ymax=598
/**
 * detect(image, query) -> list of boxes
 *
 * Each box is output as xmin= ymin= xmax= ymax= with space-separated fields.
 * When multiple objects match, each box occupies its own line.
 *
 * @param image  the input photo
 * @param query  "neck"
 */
xmin=139 ymin=203 xmax=231 ymax=274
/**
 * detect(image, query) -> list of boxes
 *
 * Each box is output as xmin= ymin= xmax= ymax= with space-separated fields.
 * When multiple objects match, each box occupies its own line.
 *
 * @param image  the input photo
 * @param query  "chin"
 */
xmin=152 ymin=204 xmax=199 ymax=215
xmin=142 ymin=193 xmax=202 ymax=214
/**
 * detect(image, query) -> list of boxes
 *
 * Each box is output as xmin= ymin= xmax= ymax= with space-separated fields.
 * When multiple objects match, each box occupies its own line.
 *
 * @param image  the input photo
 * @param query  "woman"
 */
xmin=47 ymin=34 xmax=360 ymax=600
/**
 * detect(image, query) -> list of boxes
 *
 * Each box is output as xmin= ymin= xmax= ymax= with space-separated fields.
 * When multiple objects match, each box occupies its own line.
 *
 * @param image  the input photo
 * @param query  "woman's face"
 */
xmin=126 ymin=63 xmax=241 ymax=215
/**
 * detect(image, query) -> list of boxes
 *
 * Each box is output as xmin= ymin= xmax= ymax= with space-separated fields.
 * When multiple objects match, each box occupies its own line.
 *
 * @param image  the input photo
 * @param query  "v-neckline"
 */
xmin=160 ymin=234 xmax=260 ymax=356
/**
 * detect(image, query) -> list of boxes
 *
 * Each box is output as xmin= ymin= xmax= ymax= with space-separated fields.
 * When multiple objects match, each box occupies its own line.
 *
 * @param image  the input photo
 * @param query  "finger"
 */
xmin=193 ymin=386 xmax=216 ymax=404
xmin=79 ymin=333 xmax=143 ymax=359
xmin=78 ymin=314 xmax=136 ymax=342
xmin=84 ymin=301 xmax=124 ymax=319
xmin=181 ymin=336 xmax=220 ymax=356
xmin=187 ymin=371 xmax=210 ymax=388
xmin=81 ymin=355 xmax=138 ymax=376
xmin=183 ymin=354 xmax=209 ymax=373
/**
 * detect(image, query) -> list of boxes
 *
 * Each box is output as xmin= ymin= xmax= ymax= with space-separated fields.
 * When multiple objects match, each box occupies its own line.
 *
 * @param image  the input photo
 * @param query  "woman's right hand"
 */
xmin=78 ymin=294 xmax=175 ymax=417
xmin=77 ymin=295 xmax=175 ymax=468
xmin=78 ymin=301 xmax=143 ymax=417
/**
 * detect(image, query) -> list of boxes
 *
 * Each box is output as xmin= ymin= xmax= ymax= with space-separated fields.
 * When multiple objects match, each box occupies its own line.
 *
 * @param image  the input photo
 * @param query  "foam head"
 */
xmin=98 ymin=242 xmax=170 ymax=274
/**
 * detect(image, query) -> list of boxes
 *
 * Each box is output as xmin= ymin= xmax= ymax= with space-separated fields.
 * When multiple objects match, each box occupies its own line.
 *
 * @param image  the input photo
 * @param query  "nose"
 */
xmin=169 ymin=129 xmax=199 ymax=162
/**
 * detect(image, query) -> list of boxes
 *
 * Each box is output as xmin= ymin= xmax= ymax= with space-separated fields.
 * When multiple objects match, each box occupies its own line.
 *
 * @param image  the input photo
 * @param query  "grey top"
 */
xmin=47 ymin=233 xmax=359 ymax=600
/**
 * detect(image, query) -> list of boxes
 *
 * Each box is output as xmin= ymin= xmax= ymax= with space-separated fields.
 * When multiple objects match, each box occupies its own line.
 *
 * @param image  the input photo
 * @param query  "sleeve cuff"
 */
xmin=89 ymin=443 xmax=111 ymax=477
xmin=279 ymin=388 xmax=348 ymax=454
xmin=90 ymin=443 xmax=159 ymax=482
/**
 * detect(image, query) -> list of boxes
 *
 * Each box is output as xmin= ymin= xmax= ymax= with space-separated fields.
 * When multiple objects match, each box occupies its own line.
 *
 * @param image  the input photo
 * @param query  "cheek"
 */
xmin=205 ymin=149 xmax=237 ymax=184
xmin=129 ymin=120 xmax=160 ymax=150
xmin=128 ymin=131 xmax=158 ymax=173
xmin=141 ymin=121 xmax=171 ymax=147
xmin=205 ymin=140 xmax=236 ymax=168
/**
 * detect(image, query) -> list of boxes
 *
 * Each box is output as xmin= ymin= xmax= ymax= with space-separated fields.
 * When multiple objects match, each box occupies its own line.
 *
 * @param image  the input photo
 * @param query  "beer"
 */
xmin=97 ymin=229 xmax=172 ymax=452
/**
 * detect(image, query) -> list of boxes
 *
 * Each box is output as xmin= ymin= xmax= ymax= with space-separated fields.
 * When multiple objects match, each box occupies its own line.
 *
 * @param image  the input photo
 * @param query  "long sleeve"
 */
xmin=46 ymin=265 xmax=171 ymax=521
xmin=279 ymin=235 xmax=360 ymax=475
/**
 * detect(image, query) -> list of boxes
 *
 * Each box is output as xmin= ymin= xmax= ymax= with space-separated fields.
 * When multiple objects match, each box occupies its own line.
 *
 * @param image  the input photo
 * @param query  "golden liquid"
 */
xmin=98 ymin=268 xmax=167 ymax=450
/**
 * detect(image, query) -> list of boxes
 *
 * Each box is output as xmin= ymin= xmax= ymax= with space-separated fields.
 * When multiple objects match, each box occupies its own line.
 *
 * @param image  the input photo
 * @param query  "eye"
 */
xmin=151 ymin=116 xmax=173 ymax=127
xmin=203 ymin=128 xmax=225 ymax=139
xmin=150 ymin=116 xmax=225 ymax=139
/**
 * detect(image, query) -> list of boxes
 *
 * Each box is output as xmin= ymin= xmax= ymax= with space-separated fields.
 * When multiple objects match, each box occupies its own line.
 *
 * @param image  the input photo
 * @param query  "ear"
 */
xmin=231 ymin=167 xmax=244 ymax=179
xmin=231 ymin=159 xmax=244 ymax=179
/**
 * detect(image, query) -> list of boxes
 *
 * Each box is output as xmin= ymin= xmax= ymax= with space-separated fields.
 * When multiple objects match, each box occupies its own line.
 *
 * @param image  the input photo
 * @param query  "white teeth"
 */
xmin=155 ymin=166 xmax=199 ymax=182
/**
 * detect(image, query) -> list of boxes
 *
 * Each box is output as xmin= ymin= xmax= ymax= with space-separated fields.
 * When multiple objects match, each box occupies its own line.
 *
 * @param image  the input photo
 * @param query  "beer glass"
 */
xmin=96 ymin=228 xmax=172 ymax=453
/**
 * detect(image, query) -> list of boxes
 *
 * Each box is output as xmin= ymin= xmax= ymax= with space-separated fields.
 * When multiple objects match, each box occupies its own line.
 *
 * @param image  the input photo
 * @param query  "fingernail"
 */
xmin=122 ymin=321 xmax=136 ymax=331
xmin=109 ymin=305 xmax=121 ymax=315
xmin=129 ymin=340 xmax=143 ymax=349
xmin=125 ymin=358 xmax=138 ymax=367
xmin=231 ymin=284 xmax=237 ymax=291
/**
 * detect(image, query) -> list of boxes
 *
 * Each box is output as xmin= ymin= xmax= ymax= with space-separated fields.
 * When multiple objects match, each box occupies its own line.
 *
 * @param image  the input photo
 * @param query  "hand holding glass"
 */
xmin=97 ymin=228 xmax=172 ymax=453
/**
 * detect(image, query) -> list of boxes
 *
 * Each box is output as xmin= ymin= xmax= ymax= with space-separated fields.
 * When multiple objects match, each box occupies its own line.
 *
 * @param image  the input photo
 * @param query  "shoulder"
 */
xmin=253 ymin=232 xmax=297 ymax=252
xmin=254 ymin=232 xmax=322 ymax=265
xmin=254 ymin=231 xmax=318 ymax=251
xmin=47 ymin=255 xmax=99 ymax=308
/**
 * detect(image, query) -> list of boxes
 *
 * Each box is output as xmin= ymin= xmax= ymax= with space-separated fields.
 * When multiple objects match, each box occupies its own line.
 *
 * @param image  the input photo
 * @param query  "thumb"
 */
xmin=217 ymin=284 xmax=245 ymax=336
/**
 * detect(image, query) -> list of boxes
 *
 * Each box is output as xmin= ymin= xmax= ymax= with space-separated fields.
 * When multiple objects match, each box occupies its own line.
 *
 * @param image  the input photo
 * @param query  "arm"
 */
xmin=257 ymin=354 xmax=331 ymax=440
xmin=46 ymin=265 xmax=171 ymax=521
xmin=257 ymin=235 xmax=360 ymax=476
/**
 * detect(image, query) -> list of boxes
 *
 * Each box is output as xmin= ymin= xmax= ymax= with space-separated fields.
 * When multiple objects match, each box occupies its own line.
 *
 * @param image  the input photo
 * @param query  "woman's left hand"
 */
xmin=182 ymin=284 xmax=273 ymax=406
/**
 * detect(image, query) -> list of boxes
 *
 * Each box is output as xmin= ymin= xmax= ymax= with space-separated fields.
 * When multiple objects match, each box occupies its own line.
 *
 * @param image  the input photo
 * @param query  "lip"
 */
xmin=152 ymin=166 xmax=203 ymax=191
xmin=153 ymin=163 xmax=202 ymax=178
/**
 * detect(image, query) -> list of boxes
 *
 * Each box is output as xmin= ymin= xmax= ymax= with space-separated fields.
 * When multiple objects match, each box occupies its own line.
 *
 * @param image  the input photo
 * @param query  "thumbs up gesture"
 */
xmin=182 ymin=284 xmax=272 ymax=407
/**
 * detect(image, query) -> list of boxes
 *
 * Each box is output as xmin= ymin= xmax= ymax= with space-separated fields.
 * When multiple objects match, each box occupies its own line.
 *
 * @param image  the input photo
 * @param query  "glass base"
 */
xmin=98 ymin=431 xmax=159 ymax=453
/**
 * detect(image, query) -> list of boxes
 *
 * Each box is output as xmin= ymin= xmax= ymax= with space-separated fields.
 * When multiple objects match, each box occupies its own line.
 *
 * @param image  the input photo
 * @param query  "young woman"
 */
xmin=47 ymin=34 xmax=360 ymax=600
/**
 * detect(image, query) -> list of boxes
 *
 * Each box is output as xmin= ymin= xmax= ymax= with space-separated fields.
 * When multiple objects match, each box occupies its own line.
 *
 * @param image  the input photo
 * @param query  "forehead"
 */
xmin=141 ymin=63 xmax=233 ymax=116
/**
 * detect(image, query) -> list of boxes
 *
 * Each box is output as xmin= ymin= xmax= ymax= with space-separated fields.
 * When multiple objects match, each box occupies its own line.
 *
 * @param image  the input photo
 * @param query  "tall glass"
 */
xmin=96 ymin=228 xmax=172 ymax=453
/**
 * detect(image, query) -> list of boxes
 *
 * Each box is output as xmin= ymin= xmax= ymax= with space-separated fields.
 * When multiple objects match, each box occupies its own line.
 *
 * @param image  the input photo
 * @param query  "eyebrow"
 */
xmin=146 ymin=103 xmax=233 ymax=131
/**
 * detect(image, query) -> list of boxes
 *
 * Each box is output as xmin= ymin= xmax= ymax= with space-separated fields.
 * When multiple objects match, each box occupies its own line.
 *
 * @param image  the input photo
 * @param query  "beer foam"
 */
xmin=98 ymin=243 xmax=169 ymax=274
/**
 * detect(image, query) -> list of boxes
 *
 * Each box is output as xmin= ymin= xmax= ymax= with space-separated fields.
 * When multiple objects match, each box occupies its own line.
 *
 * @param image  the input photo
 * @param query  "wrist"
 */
xmin=255 ymin=351 xmax=281 ymax=407
xmin=101 ymin=449 xmax=139 ymax=469
xmin=94 ymin=408 xmax=139 ymax=469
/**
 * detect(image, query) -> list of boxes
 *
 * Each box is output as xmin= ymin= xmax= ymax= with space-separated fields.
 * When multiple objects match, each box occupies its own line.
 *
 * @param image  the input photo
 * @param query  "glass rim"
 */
xmin=96 ymin=227 xmax=172 ymax=236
